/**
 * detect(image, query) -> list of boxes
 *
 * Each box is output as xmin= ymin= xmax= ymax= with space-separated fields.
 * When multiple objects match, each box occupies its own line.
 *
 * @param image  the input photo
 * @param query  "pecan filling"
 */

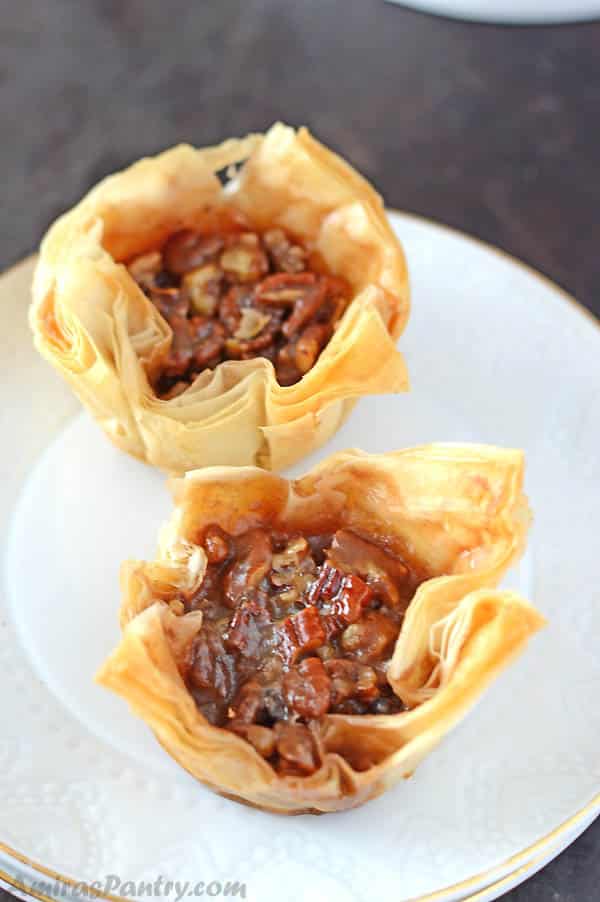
xmin=127 ymin=227 xmax=350 ymax=396
xmin=180 ymin=526 xmax=424 ymax=776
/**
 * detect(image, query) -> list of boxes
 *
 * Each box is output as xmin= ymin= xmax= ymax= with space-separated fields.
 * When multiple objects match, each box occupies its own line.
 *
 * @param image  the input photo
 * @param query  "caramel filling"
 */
xmin=178 ymin=525 xmax=425 ymax=776
xmin=127 ymin=226 xmax=350 ymax=396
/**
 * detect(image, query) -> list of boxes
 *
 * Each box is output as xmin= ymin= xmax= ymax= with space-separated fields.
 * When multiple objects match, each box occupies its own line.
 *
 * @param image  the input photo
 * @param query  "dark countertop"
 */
xmin=1 ymin=1 xmax=598 ymax=900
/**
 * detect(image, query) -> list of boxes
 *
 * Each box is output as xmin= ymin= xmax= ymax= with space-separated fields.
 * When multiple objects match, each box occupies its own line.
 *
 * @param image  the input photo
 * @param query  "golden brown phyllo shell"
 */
xmin=29 ymin=123 xmax=409 ymax=472
xmin=97 ymin=444 xmax=544 ymax=814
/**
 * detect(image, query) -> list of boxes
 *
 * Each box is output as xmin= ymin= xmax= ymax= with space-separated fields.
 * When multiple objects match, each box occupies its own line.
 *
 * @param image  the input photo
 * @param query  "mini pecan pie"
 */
xmin=97 ymin=445 xmax=544 ymax=814
xmin=29 ymin=123 xmax=409 ymax=473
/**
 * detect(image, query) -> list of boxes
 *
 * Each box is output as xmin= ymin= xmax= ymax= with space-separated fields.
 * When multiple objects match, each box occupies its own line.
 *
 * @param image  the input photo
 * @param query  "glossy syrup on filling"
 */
xmin=127 ymin=225 xmax=350 ymax=396
xmin=179 ymin=525 xmax=424 ymax=776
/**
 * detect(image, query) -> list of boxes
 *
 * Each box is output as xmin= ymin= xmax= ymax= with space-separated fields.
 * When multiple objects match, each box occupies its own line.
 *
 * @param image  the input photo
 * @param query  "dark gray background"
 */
xmin=1 ymin=1 xmax=598 ymax=900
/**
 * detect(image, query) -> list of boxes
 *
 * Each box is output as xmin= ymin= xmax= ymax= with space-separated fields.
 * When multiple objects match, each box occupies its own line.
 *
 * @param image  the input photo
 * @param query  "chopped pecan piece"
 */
xmin=263 ymin=228 xmax=307 ymax=273
xmin=274 ymin=342 xmax=303 ymax=386
xmin=225 ymin=328 xmax=276 ymax=360
xmin=217 ymin=284 xmax=252 ymax=333
xmin=328 ymin=529 xmax=411 ymax=608
xmin=254 ymin=272 xmax=317 ymax=305
xmin=220 ymin=234 xmax=268 ymax=282
xmin=294 ymin=323 xmax=332 ymax=373
xmin=226 ymin=597 xmax=271 ymax=658
xmin=274 ymin=722 xmax=318 ymax=773
xmin=340 ymin=610 xmax=399 ymax=662
xmin=228 ymin=679 xmax=264 ymax=725
xmin=188 ymin=627 xmax=236 ymax=703
xmin=270 ymin=537 xmax=315 ymax=603
xmin=163 ymin=315 xmax=194 ymax=378
xmin=277 ymin=605 xmax=326 ymax=663
xmin=272 ymin=536 xmax=309 ymax=569
xmin=163 ymin=230 xmax=224 ymax=275
xmin=182 ymin=264 xmax=222 ymax=316
xmin=149 ymin=286 xmax=189 ymax=320
xmin=306 ymin=562 xmax=344 ymax=604
xmin=277 ymin=618 xmax=301 ymax=664
xmin=283 ymin=657 xmax=332 ymax=719
xmin=223 ymin=529 xmax=273 ymax=607
xmin=234 ymin=308 xmax=272 ymax=340
xmin=188 ymin=317 xmax=226 ymax=369
xmin=325 ymin=659 xmax=379 ymax=705
xmin=291 ymin=605 xmax=326 ymax=651
xmin=324 ymin=573 xmax=374 ymax=636
xmin=307 ymin=564 xmax=373 ymax=637
xmin=282 ymin=281 xmax=328 ymax=338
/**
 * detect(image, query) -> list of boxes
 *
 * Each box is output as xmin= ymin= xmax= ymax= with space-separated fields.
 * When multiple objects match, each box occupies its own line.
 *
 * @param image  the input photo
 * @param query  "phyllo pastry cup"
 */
xmin=29 ymin=123 xmax=409 ymax=473
xmin=97 ymin=444 xmax=545 ymax=814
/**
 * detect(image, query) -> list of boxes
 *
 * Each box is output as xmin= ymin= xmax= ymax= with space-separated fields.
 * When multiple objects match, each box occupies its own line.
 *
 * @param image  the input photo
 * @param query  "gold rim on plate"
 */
xmin=1 ymin=209 xmax=598 ymax=902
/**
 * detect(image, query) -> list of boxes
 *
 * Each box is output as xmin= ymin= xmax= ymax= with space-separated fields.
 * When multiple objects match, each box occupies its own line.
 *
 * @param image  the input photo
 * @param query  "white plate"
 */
xmin=1 ymin=211 xmax=599 ymax=902
xmin=387 ymin=0 xmax=600 ymax=24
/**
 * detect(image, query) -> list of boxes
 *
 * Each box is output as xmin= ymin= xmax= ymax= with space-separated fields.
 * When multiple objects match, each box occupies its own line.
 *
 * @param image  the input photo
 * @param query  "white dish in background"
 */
xmin=1 ymin=211 xmax=599 ymax=902
xmin=387 ymin=0 xmax=600 ymax=24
